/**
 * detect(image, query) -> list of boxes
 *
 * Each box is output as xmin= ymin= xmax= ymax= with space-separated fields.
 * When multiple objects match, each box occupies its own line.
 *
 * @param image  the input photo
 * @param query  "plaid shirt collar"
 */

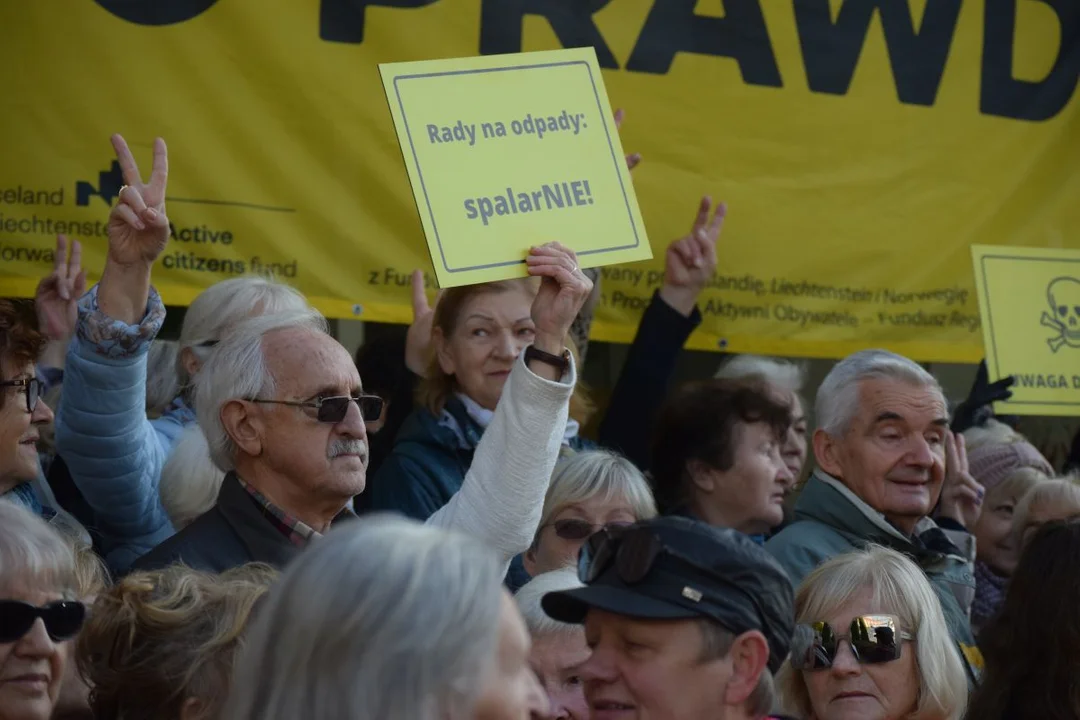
xmin=236 ymin=475 xmax=341 ymax=548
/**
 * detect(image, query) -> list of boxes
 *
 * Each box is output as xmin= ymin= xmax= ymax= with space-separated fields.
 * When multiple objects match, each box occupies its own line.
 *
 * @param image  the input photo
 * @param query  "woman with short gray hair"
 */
xmin=515 ymin=570 xmax=588 ymax=720
xmin=0 ymin=500 xmax=85 ymax=720
xmin=223 ymin=515 xmax=548 ymax=720
xmin=521 ymin=450 xmax=656 ymax=581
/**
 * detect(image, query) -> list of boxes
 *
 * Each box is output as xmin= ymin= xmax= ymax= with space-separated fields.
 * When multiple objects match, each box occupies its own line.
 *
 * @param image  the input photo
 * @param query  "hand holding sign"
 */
xmin=525 ymin=242 xmax=593 ymax=356
xmin=660 ymin=196 xmax=726 ymax=317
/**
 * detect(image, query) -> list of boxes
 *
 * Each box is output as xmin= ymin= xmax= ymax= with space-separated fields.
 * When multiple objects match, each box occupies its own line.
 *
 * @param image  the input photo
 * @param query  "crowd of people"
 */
xmin=2 ymin=130 xmax=1079 ymax=720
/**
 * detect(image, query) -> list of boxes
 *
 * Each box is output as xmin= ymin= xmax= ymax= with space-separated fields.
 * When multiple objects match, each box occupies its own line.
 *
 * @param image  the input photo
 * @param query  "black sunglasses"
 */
xmin=248 ymin=394 xmax=384 ymax=423
xmin=790 ymin=615 xmax=913 ymax=670
xmin=0 ymin=377 xmax=42 ymax=413
xmin=0 ymin=600 xmax=86 ymax=644
xmin=577 ymin=525 xmax=709 ymax=585
xmin=544 ymin=518 xmax=633 ymax=541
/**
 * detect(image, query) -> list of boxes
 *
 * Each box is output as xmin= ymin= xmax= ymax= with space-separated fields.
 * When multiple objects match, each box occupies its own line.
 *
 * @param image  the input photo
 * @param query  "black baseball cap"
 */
xmin=542 ymin=516 xmax=795 ymax=673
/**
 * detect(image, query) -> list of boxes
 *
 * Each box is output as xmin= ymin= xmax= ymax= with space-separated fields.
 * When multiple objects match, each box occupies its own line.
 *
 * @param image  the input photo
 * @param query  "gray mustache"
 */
xmin=328 ymin=439 xmax=367 ymax=460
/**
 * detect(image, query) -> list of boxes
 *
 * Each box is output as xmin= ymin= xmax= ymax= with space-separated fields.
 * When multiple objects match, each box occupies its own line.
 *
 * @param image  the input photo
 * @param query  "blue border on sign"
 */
xmin=979 ymin=254 xmax=1080 ymax=408
xmin=392 ymin=60 xmax=640 ymax=275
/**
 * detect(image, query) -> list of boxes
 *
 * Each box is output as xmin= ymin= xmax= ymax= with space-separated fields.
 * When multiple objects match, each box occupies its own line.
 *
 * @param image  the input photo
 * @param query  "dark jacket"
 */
xmin=598 ymin=291 xmax=702 ymax=470
xmin=766 ymin=471 xmax=982 ymax=684
xmin=367 ymin=395 xmax=590 ymax=522
xmin=131 ymin=472 xmax=350 ymax=573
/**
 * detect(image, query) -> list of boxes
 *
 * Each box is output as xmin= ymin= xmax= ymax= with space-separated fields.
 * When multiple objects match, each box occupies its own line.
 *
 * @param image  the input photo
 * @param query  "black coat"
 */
xmin=131 ymin=472 xmax=349 ymax=574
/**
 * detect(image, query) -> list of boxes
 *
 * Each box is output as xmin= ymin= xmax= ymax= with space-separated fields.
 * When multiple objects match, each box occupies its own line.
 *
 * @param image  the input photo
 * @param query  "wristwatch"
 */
xmin=524 ymin=345 xmax=571 ymax=375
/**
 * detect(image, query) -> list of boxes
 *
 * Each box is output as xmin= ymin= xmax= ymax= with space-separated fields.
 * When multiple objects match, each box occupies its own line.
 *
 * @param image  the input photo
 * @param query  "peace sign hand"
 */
xmin=35 ymin=234 xmax=86 ymax=344
xmin=405 ymin=269 xmax=444 ymax=377
xmin=937 ymin=432 xmax=985 ymax=531
xmin=106 ymin=134 xmax=170 ymax=268
xmin=659 ymin=196 xmax=726 ymax=316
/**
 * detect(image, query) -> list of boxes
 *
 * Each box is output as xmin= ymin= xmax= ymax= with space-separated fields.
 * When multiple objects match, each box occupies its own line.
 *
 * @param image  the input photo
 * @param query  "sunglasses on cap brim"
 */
xmin=790 ymin=614 xmax=913 ymax=670
xmin=577 ymin=524 xmax=711 ymax=585
xmin=0 ymin=600 xmax=86 ymax=644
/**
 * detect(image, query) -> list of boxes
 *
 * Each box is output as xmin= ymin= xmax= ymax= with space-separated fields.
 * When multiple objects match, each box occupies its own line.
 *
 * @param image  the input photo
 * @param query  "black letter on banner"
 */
xmin=625 ymin=0 xmax=781 ymax=86
xmin=981 ymin=0 xmax=1079 ymax=121
xmin=794 ymin=0 xmax=962 ymax=106
xmin=92 ymin=0 xmax=218 ymax=25
xmin=479 ymin=0 xmax=619 ymax=69
xmin=320 ymin=0 xmax=439 ymax=44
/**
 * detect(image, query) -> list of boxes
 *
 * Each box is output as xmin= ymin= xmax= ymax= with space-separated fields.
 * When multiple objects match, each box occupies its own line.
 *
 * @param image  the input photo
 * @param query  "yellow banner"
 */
xmin=1 ymin=1 xmax=1078 ymax=361
xmin=972 ymin=245 xmax=1080 ymax=417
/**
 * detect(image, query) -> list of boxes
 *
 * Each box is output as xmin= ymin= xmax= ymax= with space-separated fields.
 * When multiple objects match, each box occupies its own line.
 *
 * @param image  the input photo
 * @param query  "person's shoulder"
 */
xmin=130 ymin=508 xmax=235 ymax=573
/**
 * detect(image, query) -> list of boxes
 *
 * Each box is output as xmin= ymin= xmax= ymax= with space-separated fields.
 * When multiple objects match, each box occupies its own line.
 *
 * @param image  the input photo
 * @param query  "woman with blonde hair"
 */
xmin=778 ymin=545 xmax=968 ymax=720
xmin=1012 ymin=473 xmax=1080 ymax=548
xmin=521 ymin=449 xmax=656 ymax=582
xmin=75 ymin=563 xmax=275 ymax=720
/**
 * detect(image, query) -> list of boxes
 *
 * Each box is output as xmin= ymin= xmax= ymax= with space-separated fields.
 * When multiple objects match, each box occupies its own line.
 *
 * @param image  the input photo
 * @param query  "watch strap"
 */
xmin=524 ymin=345 xmax=570 ymax=374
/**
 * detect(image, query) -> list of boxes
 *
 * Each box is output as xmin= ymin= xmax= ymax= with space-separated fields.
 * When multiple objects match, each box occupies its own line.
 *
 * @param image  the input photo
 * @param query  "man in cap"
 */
xmin=542 ymin=516 xmax=797 ymax=720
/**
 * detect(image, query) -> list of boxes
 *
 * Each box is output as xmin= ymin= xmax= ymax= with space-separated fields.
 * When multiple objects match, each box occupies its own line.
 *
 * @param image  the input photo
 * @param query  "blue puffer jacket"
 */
xmin=54 ymin=286 xmax=190 ymax=572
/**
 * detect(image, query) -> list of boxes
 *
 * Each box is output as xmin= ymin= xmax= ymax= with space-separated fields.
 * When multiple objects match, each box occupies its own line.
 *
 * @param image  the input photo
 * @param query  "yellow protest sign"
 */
xmin=0 ymin=2 xmax=1077 ymax=361
xmin=380 ymin=49 xmax=651 ymax=287
xmin=972 ymin=245 xmax=1080 ymax=417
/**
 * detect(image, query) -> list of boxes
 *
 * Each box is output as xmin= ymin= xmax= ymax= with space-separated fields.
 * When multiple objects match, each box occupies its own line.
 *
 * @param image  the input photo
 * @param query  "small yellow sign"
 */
xmin=380 ymin=48 xmax=651 ymax=288
xmin=971 ymin=245 xmax=1080 ymax=417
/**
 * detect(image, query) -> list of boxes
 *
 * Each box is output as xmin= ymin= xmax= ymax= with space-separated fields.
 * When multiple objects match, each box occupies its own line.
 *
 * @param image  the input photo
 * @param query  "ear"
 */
xmin=813 ymin=428 xmax=844 ymax=478
xmin=432 ymin=327 xmax=456 ymax=377
xmin=687 ymin=460 xmax=717 ymax=494
xmin=180 ymin=346 xmax=201 ymax=378
xmin=220 ymin=399 xmax=263 ymax=458
xmin=722 ymin=630 xmax=770 ymax=707
xmin=523 ymin=545 xmax=539 ymax=577
xmin=179 ymin=697 xmax=205 ymax=720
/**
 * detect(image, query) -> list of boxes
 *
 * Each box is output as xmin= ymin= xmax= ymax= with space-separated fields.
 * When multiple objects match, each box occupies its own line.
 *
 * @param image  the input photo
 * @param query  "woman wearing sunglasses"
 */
xmin=0 ymin=500 xmax=86 ymax=720
xmin=520 ymin=449 xmax=656 ymax=584
xmin=777 ymin=545 xmax=967 ymax=720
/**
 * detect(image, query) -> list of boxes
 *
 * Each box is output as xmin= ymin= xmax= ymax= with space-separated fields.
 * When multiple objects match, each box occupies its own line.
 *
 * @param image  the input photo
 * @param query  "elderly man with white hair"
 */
xmin=133 ymin=240 xmax=592 ymax=572
xmin=765 ymin=349 xmax=984 ymax=684
xmin=48 ymin=136 xmax=309 ymax=572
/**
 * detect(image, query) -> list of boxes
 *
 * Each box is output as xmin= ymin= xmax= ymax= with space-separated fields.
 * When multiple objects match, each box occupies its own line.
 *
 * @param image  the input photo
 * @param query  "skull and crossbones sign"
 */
xmin=1042 ymin=276 xmax=1080 ymax=352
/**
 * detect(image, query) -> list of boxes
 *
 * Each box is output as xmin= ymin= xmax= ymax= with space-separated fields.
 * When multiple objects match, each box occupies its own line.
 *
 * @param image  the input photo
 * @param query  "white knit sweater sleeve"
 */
xmin=425 ymin=350 xmax=575 ymax=572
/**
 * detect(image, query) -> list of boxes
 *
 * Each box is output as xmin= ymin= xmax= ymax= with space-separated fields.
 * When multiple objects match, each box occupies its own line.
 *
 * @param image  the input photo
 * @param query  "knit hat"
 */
xmin=968 ymin=441 xmax=1053 ymax=490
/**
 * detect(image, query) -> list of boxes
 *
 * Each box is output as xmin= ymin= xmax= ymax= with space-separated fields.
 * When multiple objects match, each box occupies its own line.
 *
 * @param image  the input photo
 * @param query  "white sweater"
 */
xmin=426 ymin=351 xmax=574 ymax=573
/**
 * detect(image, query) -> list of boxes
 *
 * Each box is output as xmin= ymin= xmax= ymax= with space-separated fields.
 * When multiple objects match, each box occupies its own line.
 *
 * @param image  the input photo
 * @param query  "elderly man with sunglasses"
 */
xmin=542 ymin=516 xmax=798 ymax=720
xmin=133 ymin=243 xmax=593 ymax=574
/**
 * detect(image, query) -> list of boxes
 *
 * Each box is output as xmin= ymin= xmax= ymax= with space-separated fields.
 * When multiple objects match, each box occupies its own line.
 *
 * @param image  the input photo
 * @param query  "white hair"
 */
xmin=222 ymin=515 xmax=505 ymax=720
xmin=195 ymin=309 xmax=328 ymax=472
xmin=714 ymin=355 xmax=806 ymax=396
xmin=145 ymin=339 xmax=181 ymax=415
xmin=815 ymin=349 xmax=943 ymax=436
xmin=178 ymin=276 xmax=309 ymax=391
xmin=534 ymin=450 xmax=657 ymax=545
xmin=159 ymin=424 xmax=226 ymax=529
xmin=515 ymin=569 xmax=583 ymax=637
xmin=777 ymin=545 xmax=968 ymax=720
xmin=0 ymin=499 xmax=76 ymax=596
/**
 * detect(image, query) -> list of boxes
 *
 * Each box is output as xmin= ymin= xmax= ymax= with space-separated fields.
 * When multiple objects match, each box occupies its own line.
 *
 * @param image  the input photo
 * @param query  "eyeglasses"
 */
xmin=790 ymin=615 xmax=913 ymax=670
xmin=543 ymin=518 xmax=633 ymax=541
xmin=578 ymin=525 xmax=709 ymax=585
xmin=248 ymin=394 xmax=384 ymax=424
xmin=0 ymin=377 xmax=42 ymax=413
xmin=0 ymin=600 xmax=86 ymax=644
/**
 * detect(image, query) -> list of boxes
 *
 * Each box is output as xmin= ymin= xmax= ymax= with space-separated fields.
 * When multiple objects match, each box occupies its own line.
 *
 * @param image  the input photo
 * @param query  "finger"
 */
xmin=526 ymin=254 xmax=577 ymax=276
xmin=112 ymin=203 xmax=146 ymax=231
xmin=669 ymin=238 xmax=695 ymax=268
xmin=625 ymin=153 xmax=642 ymax=171
xmin=692 ymin=196 xmax=711 ymax=233
xmin=120 ymin=185 xmax=148 ymax=214
xmin=529 ymin=242 xmax=578 ymax=266
xmin=73 ymin=269 xmax=87 ymax=299
xmin=955 ymin=433 xmax=969 ymax=474
xmin=111 ymin=134 xmax=144 ymax=187
xmin=54 ymin=235 xmax=68 ymax=274
xmin=141 ymin=206 xmax=168 ymax=228
xmin=149 ymin=137 xmax=168 ymax=197
xmin=68 ymin=240 xmax=82 ymax=282
xmin=411 ymin=270 xmax=430 ymax=317
xmin=707 ymin=201 xmax=728 ymax=241
xmin=614 ymin=108 xmax=625 ymax=130
xmin=945 ymin=431 xmax=958 ymax=473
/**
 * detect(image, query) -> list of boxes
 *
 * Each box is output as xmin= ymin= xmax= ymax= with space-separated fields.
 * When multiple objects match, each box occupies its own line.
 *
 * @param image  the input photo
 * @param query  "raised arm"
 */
xmin=426 ymin=243 xmax=592 ymax=571
xmin=599 ymin=196 xmax=725 ymax=468
xmin=53 ymin=135 xmax=177 ymax=572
